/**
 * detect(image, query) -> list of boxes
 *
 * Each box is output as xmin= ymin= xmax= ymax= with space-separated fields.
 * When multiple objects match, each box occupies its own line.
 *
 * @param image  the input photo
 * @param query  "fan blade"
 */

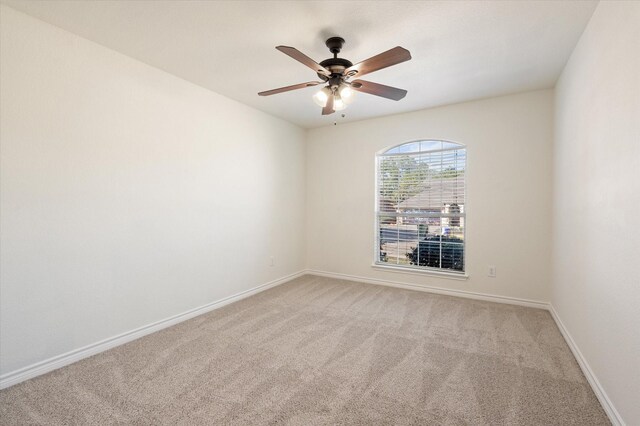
xmin=322 ymin=94 xmax=335 ymax=115
xmin=258 ymin=81 xmax=323 ymax=96
xmin=276 ymin=46 xmax=331 ymax=77
xmin=344 ymin=46 xmax=411 ymax=78
xmin=350 ymin=80 xmax=407 ymax=101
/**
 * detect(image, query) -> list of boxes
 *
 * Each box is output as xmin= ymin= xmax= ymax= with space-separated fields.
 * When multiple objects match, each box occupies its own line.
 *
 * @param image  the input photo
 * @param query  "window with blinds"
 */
xmin=376 ymin=140 xmax=466 ymax=274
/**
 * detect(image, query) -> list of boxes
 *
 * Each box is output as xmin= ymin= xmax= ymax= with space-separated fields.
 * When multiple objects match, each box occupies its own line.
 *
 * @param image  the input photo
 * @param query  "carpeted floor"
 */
xmin=0 ymin=275 xmax=609 ymax=425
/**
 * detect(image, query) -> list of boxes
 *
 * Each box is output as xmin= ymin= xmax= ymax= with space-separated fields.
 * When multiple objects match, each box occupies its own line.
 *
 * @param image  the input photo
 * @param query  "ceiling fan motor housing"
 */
xmin=318 ymin=58 xmax=353 ymax=80
xmin=317 ymin=37 xmax=353 ymax=80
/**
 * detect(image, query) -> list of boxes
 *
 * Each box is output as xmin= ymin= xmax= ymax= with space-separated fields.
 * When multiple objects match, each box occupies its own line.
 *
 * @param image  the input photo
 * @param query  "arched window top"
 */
xmin=382 ymin=140 xmax=464 ymax=156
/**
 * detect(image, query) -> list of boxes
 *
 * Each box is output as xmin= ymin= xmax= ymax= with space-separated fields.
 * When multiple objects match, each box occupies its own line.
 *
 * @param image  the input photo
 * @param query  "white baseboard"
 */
xmin=0 ymin=270 xmax=305 ymax=390
xmin=548 ymin=305 xmax=624 ymax=426
xmin=1 ymin=270 xmax=624 ymax=426
xmin=305 ymin=269 xmax=549 ymax=309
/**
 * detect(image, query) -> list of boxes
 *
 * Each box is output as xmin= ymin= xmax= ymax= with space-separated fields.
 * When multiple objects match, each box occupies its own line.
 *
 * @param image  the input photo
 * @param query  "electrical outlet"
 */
xmin=488 ymin=265 xmax=496 ymax=277
xmin=270 ymin=256 xmax=275 ymax=267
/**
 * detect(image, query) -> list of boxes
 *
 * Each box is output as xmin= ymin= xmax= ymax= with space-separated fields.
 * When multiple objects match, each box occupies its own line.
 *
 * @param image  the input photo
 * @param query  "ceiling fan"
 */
xmin=258 ymin=37 xmax=411 ymax=115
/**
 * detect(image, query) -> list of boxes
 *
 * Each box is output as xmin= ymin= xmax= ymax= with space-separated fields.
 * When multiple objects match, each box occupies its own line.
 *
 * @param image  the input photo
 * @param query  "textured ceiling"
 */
xmin=3 ymin=0 xmax=597 ymax=129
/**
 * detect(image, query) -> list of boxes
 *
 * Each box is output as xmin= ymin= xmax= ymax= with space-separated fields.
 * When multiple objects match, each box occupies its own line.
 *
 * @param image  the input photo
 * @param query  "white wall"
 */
xmin=0 ymin=6 xmax=306 ymax=376
xmin=552 ymin=1 xmax=640 ymax=423
xmin=306 ymin=90 xmax=553 ymax=303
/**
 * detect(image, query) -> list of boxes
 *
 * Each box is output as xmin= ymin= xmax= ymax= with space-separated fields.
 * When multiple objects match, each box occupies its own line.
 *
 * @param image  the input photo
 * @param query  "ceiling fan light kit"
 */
xmin=258 ymin=37 xmax=411 ymax=116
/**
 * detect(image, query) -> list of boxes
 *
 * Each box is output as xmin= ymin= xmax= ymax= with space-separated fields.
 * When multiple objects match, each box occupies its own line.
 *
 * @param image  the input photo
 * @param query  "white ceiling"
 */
xmin=3 ymin=0 xmax=597 ymax=129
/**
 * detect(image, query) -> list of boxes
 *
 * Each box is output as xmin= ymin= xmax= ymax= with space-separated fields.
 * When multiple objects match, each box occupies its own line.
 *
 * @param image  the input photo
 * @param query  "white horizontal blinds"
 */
xmin=377 ymin=140 xmax=466 ymax=272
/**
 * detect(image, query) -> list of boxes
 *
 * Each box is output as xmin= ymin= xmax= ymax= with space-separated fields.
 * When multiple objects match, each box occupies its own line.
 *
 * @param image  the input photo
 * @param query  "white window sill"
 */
xmin=371 ymin=263 xmax=469 ymax=281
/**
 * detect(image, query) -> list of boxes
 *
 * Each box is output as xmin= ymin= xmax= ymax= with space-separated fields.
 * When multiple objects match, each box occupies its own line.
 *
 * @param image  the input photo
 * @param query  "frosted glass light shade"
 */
xmin=338 ymin=85 xmax=355 ymax=104
xmin=312 ymin=87 xmax=332 ymax=107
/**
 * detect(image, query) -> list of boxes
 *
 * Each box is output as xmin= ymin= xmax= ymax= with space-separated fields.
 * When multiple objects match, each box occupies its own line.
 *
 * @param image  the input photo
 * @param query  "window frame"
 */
xmin=373 ymin=139 xmax=468 ymax=279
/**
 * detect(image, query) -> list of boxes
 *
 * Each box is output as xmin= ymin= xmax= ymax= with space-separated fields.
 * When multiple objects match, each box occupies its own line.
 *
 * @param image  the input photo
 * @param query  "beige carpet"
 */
xmin=0 ymin=275 xmax=609 ymax=425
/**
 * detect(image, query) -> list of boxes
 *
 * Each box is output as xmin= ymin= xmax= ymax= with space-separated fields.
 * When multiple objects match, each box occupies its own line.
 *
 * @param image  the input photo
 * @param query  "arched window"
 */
xmin=376 ymin=140 xmax=466 ymax=274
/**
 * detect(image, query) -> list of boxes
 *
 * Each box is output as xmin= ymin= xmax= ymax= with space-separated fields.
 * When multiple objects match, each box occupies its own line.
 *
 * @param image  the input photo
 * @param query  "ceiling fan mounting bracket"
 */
xmin=325 ymin=37 xmax=346 ymax=56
